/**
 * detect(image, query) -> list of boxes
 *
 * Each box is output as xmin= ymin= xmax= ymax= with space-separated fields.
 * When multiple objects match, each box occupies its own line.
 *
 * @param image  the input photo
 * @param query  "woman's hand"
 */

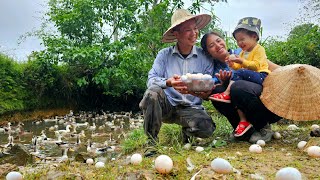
xmin=215 ymin=69 xmax=232 ymax=83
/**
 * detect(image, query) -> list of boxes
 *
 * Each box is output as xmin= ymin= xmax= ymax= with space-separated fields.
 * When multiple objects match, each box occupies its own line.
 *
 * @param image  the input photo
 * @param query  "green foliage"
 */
xmin=159 ymin=124 xmax=182 ymax=145
xmin=121 ymin=128 xmax=147 ymax=154
xmin=3 ymin=0 xmax=318 ymax=115
xmin=0 ymin=54 xmax=26 ymax=114
xmin=211 ymin=113 xmax=233 ymax=138
xmin=25 ymin=0 xmax=225 ymax=110
xmin=265 ymin=24 xmax=320 ymax=67
xmin=203 ymin=100 xmax=233 ymax=138
xmin=22 ymin=55 xmax=76 ymax=109
xmin=121 ymin=113 xmax=233 ymax=155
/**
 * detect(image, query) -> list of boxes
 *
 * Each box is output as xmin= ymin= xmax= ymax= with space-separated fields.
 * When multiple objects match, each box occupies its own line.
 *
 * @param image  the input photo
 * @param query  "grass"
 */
xmin=6 ymin=111 xmax=320 ymax=179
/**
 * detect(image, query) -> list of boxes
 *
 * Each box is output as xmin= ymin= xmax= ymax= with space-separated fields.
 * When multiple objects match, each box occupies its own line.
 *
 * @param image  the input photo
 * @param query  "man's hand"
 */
xmin=189 ymin=90 xmax=212 ymax=100
xmin=167 ymin=74 xmax=189 ymax=94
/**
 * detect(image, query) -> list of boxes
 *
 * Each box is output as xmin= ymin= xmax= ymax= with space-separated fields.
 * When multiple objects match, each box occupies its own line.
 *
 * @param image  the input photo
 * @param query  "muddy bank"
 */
xmin=0 ymin=108 xmax=71 ymax=125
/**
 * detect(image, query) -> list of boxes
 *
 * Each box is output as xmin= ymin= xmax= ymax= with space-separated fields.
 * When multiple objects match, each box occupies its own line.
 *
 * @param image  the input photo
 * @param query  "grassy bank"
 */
xmin=16 ymin=114 xmax=320 ymax=179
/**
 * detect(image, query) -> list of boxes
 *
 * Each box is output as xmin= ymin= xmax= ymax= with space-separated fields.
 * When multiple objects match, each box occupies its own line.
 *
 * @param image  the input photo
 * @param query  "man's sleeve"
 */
xmin=147 ymin=50 xmax=168 ymax=88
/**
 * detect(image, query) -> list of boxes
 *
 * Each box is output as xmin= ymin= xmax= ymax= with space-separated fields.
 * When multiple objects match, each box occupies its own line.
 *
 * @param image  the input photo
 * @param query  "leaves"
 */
xmin=1 ymin=0 xmax=228 ymax=112
xmin=0 ymin=54 xmax=26 ymax=114
xmin=265 ymin=24 xmax=320 ymax=67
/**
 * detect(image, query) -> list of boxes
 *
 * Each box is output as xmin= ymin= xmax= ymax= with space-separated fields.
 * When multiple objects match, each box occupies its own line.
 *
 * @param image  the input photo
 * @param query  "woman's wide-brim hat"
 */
xmin=162 ymin=9 xmax=211 ymax=43
xmin=260 ymin=64 xmax=320 ymax=121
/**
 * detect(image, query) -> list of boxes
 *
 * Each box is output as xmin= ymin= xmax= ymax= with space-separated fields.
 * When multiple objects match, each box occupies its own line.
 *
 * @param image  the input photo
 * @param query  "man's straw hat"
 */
xmin=260 ymin=64 xmax=320 ymax=121
xmin=162 ymin=9 xmax=211 ymax=43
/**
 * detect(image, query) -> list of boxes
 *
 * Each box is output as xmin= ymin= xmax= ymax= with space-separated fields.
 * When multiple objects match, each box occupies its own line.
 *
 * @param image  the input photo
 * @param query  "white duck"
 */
xmin=4 ymin=122 xmax=12 ymax=133
xmin=76 ymin=122 xmax=89 ymax=128
xmin=88 ymin=123 xmax=96 ymax=132
xmin=76 ymin=134 xmax=81 ymax=145
xmin=43 ymin=116 xmax=58 ymax=123
xmin=30 ymin=136 xmax=40 ymax=156
xmin=56 ymin=125 xmax=71 ymax=135
xmin=58 ymin=148 xmax=70 ymax=163
xmin=86 ymin=139 xmax=112 ymax=155
xmin=5 ymin=134 xmax=14 ymax=148
xmin=43 ymin=132 xmax=63 ymax=144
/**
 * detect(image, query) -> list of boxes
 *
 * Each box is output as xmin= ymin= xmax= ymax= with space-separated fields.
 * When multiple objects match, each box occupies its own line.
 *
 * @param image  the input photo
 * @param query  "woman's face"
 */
xmin=206 ymin=34 xmax=228 ymax=61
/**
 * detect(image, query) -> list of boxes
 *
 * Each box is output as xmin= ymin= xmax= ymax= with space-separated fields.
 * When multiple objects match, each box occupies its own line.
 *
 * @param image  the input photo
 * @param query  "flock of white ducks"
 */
xmin=0 ymin=110 xmax=144 ymax=163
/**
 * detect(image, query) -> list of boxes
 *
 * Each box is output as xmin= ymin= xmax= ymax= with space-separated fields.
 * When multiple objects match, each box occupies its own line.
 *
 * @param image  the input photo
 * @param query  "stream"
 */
xmin=0 ymin=111 xmax=144 ymax=164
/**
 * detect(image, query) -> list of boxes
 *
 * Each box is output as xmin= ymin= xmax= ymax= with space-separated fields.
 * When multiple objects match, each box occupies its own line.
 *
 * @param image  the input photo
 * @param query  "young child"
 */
xmin=209 ymin=17 xmax=271 ymax=137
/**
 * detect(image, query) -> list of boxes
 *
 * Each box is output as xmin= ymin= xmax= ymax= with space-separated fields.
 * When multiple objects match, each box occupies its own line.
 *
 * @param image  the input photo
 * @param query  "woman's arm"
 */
xmin=267 ymin=60 xmax=281 ymax=72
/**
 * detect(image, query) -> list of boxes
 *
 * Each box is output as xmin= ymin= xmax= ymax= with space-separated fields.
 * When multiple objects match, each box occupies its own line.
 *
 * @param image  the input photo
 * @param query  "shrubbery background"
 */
xmin=0 ymin=0 xmax=319 ymax=115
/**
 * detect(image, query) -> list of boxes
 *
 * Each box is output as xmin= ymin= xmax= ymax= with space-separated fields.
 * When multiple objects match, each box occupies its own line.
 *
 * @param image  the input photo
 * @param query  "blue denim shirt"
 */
xmin=147 ymin=45 xmax=214 ymax=107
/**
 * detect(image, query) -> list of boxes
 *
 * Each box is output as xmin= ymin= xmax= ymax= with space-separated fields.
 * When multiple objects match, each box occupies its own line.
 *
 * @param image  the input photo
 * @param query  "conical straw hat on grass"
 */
xmin=260 ymin=64 xmax=320 ymax=121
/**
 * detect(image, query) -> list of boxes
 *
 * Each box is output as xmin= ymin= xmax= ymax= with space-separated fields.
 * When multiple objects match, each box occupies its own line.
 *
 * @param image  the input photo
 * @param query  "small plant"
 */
xmin=121 ymin=129 xmax=147 ymax=154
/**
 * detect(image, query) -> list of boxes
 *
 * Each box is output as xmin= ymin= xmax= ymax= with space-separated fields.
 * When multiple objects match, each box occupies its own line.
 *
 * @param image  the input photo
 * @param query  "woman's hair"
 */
xmin=200 ymin=31 xmax=224 ymax=57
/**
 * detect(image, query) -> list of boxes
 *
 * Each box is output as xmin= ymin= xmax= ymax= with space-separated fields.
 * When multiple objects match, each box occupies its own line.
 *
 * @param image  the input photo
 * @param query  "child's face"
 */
xmin=234 ymin=31 xmax=257 ymax=52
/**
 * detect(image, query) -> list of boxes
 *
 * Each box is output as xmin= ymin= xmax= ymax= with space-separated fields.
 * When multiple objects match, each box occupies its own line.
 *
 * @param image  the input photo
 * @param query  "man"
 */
xmin=139 ymin=9 xmax=215 ymax=145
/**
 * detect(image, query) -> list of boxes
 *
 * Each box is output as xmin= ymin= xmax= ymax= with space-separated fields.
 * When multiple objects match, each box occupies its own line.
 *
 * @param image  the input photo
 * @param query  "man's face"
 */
xmin=174 ymin=19 xmax=198 ymax=46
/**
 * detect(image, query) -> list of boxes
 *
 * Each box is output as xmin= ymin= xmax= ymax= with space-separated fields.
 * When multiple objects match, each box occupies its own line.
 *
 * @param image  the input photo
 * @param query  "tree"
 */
xmin=298 ymin=0 xmax=319 ymax=23
xmin=27 ymin=0 xmax=225 ymax=110
xmin=265 ymin=24 xmax=320 ymax=67
xmin=0 ymin=54 xmax=26 ymax=114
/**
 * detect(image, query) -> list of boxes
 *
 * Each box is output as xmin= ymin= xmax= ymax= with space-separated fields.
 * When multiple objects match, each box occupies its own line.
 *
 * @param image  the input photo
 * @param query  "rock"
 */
xmin=2 ymin=144 xmax=33 ymax=166
xmin=310 ymin=128 xmax=320 ymax=137
xmin=74 ymin=152 xmax=93 ymax=163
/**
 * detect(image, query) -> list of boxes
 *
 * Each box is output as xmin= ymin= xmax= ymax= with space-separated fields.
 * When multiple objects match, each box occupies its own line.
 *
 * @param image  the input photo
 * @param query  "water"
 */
xmin=0 ymin=111 xmax=143 ymax=161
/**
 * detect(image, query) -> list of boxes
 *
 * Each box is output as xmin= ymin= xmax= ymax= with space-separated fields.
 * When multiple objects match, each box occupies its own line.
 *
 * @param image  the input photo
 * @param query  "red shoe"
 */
xmin=209 ymin=92 xmax=231 ymax=103
xmin=234 ymin=121 xmax=252 ymax=137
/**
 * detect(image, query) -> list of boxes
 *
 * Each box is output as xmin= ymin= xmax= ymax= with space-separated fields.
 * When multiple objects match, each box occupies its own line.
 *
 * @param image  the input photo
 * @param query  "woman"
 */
xmin=199 ymin=31 xmax=281 ymax=143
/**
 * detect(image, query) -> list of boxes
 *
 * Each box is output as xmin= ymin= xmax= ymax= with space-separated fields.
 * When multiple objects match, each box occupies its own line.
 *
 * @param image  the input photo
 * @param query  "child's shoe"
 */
xmin=234 ymin=121 xmax=252 ymax=137
xmin=209 ymin=92 xmax=231 ymax=103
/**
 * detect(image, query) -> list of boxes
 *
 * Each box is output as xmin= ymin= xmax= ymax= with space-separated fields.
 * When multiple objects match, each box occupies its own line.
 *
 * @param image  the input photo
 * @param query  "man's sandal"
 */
xmin=234 ymin=121 xmax=252 ymax=137
xmin=208 ymin=92 xmax=231 ymax=103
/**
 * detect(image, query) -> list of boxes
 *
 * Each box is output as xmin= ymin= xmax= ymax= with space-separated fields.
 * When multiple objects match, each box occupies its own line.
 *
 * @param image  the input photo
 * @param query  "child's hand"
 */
xmin=225 ymin=55 xmax=236 ymax=67
xmin=228 ymin=54 xmax=243 ymax=64
xmin=225 ymin=59 xmax=234 ymax=67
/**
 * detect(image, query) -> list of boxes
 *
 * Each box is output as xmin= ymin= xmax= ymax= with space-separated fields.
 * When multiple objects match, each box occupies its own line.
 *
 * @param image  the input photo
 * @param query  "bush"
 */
xmin=265 ymin=24 xmax=320 ymax=67
xmin=0 ymin=54 xmax=26 ymax=114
